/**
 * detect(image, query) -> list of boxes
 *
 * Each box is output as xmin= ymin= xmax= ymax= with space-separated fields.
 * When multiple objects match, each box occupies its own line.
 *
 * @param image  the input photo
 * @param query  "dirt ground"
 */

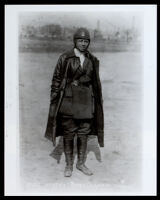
xmin=19 ymin=51 xmax=143 ymax=195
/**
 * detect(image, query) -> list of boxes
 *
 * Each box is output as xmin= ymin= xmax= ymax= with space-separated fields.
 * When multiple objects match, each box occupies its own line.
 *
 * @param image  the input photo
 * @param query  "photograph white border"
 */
xmin=5 ymin=4 xmax=157 ymax=196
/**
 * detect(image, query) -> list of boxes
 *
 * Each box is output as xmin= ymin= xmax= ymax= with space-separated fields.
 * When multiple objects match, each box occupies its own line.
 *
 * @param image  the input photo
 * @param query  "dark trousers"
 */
xmin=61 ymin=118 xmax=92 ymax=139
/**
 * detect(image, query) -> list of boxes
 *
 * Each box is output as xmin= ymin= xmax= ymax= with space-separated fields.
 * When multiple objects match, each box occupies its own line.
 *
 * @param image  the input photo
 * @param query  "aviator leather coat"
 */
xmin=45 ymin=49 xmax=104 ymax=147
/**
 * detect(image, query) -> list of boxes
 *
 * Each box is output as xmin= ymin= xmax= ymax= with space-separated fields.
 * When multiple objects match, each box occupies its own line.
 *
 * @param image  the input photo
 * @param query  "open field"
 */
xmin=19 ymin=51 xmax=143 ymax=195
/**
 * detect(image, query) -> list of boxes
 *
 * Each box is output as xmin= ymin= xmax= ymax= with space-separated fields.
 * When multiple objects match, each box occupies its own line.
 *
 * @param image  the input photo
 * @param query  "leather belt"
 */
xmin=71 ymin=80 xmax=91 ymax=87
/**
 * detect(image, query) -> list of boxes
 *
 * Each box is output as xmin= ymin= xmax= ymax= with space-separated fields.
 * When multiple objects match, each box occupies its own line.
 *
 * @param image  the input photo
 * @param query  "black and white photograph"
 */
xmin=5 ymin=5 xmax=157 ymax=196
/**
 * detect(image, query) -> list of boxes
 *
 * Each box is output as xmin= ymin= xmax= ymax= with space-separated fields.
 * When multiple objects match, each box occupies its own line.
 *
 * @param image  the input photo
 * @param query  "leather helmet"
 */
xmin=73 ymin=28 xmax=90 ymax=41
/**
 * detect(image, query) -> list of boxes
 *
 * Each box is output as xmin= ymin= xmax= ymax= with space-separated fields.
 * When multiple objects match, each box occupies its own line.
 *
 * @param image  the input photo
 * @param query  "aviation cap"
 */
xmin=73 ymin=27 xmax=90 ymax=41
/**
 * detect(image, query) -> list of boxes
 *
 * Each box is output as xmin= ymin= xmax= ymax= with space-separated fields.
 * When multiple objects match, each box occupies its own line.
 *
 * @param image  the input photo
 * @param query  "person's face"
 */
xmin=75 ymin=39 xmax=89 ymax=52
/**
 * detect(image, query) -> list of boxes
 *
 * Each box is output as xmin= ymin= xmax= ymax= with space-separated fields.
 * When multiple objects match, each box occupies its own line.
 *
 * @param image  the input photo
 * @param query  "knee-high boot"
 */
xmin=76 ymin=135 xmax=93 ymax=176
xmin=63 ymin=138 xmax=74 ymax=177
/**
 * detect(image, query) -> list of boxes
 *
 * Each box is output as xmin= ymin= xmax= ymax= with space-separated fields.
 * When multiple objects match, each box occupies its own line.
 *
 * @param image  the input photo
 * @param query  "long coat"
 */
xmin=45 ymin=49 xmax=104 ymax=147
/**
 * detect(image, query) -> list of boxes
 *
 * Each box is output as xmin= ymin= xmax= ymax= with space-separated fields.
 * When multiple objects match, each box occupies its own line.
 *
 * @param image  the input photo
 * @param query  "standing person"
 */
xmin=45 ymin=27 xmax=104 ymax=177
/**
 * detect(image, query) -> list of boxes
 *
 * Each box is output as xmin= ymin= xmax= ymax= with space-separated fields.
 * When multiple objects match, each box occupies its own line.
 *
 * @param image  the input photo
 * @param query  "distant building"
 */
xmin=93 ymin=20 xmax=104 ymax=41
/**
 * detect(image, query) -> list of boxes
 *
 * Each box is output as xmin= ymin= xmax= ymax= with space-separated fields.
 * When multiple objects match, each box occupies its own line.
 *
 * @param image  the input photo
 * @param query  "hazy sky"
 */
xmin=19 ymin=11 xmax=143 ymax=33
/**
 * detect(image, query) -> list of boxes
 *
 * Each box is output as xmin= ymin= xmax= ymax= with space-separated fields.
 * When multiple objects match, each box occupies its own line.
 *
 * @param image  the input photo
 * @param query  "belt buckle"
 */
xmin=72 ymin=80 xmax=79 ymax=86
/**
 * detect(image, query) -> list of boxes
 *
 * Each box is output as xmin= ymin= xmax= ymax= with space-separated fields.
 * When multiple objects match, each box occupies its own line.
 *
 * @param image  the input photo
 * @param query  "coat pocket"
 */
xmin=71 ymin=85 xmax=93 ymax=119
